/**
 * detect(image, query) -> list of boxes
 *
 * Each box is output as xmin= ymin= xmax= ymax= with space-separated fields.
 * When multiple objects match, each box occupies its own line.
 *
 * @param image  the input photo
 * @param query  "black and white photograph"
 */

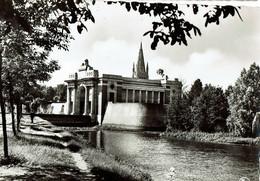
xmin=0 ymin=0 xmax=259 ymax=180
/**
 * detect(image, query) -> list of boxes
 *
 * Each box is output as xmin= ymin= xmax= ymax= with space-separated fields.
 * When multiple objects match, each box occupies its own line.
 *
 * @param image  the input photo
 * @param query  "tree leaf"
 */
xmin=192 ymin=5 xmax=198 ymax=15
xmin=70 ymin=12 xmax=77 ymax=23
xmin=139 ymin=3 xmax=146 ymax=15
xmin=125 ymin=2 xmax=131 ymax=12
xmin=131 ymin=2 xmax=138 ymax=11
xmin=151 ymin=36 xmax=159 ymax=50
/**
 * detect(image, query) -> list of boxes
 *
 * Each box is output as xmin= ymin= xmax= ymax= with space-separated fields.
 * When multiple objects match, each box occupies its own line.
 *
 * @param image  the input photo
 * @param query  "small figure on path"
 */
xmin=30 ymin=99 xmax=39 ymax=123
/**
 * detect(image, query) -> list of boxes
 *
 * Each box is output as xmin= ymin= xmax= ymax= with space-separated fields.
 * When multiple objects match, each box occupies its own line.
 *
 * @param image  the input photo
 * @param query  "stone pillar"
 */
xmin=139 ymin=90 xmax=142 ymax=103
xmin=92 ymin=82 xmax=99 ymax=122
xmin=152 ymin=91 xmax=154 ymax=104
xmin=84 ymin=86 xmax=89 ymax=115
xmin=91 ymin=84 xmax=97 ymax=117
xmin=126 ymin=89 xmax=128 ymax=103
xmin=158 ymin=91 xmax=161 ymax=104
xmin=90 ymin=87 xmax=94 ymax=115
xmin=145 ymin=91 xmax=148 ymax=103
xmin=67 ymin=87 xmax=71 ymax=114
xmin=163 ymin=91 xmax=166 ymax=104
xmin=133 ymin=89 xmax=135 ymax=103
xmin=96 ymin=131 xmax=101 ymax=149
xmin=72 ymin=87 xmax=78 ymax=115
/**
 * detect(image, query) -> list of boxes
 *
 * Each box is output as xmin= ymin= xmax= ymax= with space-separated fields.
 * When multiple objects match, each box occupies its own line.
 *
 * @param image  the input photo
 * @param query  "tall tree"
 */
xmin=192 ymin=84 xmax=229 ymax=132
xmin=188 ymin=79 xmax=203 ymax=106
xmin=165 ymin=95 xmax=192 ymax=132
xmin=2 ymin=30 xmax=60 ymax=132
xmin=55 ymin=84 xmax=67 ymax=102
xmin=0 ymin=41 xmax=8 ymax=158
xmin=0 ymin=0 xmax=95 ymax=158
xmin=226 ymin=63 xmax=260 ymax=137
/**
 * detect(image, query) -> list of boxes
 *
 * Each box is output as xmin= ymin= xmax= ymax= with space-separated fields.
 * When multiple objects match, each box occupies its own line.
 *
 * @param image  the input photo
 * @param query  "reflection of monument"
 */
xmin=64 ymin=43 xmax=182 ymax=125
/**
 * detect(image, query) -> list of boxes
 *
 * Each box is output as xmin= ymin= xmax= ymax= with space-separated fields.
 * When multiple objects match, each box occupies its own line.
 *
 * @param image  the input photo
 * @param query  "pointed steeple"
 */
xmin=136 ymin=42 xmax=145 ymax=74
xmin=132 ymin=62 xmax=135 ymax=78
xmin=135 ymin=42 xmax=148 ymax=79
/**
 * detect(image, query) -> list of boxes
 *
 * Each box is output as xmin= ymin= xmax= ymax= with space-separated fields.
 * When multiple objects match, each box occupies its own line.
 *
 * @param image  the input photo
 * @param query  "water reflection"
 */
xmin=85 ymin=131 xmax=104 ymax=150
xmin=79 ymin=131 xmax=259 ymax=181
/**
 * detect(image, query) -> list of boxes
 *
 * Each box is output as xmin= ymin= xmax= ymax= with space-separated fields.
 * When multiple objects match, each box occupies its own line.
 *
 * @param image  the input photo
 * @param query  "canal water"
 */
xmin=79 ymin=131 xmax=259 ymax=181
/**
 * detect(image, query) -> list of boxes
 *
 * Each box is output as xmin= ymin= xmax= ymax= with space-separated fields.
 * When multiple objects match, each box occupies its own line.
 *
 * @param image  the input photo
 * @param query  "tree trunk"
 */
xmin=10 ymin=103 xmax=16 ymax=136
xmin=0 ymin=48 xmax=8 ymax=158
xmin=9 ymin=91 xmax=16 ymax=136
xmin=7 ymin=74 xmax=16 ymax=136
xmin=16 ymin=100 xmax=22 ymax=132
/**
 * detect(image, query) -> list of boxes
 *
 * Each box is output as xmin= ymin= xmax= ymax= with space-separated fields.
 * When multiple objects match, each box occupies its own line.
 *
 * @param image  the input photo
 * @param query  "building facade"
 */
xmin=64 ymin=43 xmax=182 ymax=124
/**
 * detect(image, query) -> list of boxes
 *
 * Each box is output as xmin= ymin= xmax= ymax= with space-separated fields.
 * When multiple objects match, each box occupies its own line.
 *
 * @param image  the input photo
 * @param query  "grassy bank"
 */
xmin=0 ymin=134 xmax=76 ymax=168
xmin=0 ymin=134 xmax=152 ymax=180
xmin=0 ymin=133 xmax=98 ymax=180
xmin=161 ymin=130 xmax=260 ymax=146
xmin=80 ymin=146 xmax=152 ymax=181
xmin=0 ymin=115 xmax=152 ymax=180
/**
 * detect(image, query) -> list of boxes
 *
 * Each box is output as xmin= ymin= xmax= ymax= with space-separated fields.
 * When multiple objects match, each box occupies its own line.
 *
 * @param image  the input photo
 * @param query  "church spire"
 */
xmin=132 ymin=62 xmax=135 ymax=78
xmin=135 ymin=42 xmax=148 ymax=79
xmin=137 ymin=42 xmax=145 ymax=73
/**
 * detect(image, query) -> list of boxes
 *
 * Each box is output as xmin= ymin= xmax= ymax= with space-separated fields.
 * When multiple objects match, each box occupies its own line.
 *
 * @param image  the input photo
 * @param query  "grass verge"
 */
xmin=0 ymin=127 xmax=153 ymax=180
xmin=161 ymin=130 xmax=260 ymax=146
xmin=80 ymin=146 xmax=152 ymax=181
xmin=0 ymin=133 xmax=76 ymax=168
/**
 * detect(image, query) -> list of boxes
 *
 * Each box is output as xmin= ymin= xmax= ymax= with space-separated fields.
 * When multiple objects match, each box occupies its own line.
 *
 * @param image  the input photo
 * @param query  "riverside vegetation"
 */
xmin=164 ymin=63 xmax=260 ymax=144
xmin=161 ymin=130 xmax=260 ymax=146
xmin=0 ymin=115 xmax=152 ymax=181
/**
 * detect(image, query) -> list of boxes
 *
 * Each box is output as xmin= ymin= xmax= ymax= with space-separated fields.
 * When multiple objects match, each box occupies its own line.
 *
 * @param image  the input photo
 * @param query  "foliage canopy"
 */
xmin=108 ymin=2 xmax=242 ymax=50
xmin=227 ymin=63 xmax=260 ymax=137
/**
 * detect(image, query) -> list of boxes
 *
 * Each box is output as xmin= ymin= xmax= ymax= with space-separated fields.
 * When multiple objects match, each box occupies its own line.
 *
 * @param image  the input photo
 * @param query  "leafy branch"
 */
xmin=107 ymin=2 xmax=242 ymax=50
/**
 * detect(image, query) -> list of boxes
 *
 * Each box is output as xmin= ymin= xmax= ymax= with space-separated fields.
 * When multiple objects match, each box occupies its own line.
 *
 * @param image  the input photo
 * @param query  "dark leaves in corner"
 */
xmin=107 ymin=2 xmax=242 ymax=50
xmin=204 ymin=6 xmax=242 ymax=27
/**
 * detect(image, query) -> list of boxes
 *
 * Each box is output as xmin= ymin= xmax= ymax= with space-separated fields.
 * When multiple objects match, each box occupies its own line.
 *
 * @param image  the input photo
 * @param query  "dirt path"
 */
xmin=0 ymin=166 xmax=27 ymax=177
xmin=0 ymin=115 xmax=102 ymax=180
xmin=71 ymin=152 xmax=90 ymax=171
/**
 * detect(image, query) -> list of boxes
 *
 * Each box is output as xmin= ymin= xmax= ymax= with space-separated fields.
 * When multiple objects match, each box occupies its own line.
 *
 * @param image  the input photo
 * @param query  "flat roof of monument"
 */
xmin=100 ymin=73 xmax=182 ymax=86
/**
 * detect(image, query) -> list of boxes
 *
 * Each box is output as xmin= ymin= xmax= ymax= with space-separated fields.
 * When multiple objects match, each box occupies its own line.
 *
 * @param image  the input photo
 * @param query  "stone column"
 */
xmin=126 ymin=89 xmax=128 ymax=103
xmin=72 ymin=87 xmax=78 ymax=115
xmin=145 ymin=91 xmax=148 ymax=103
xmin=158 ymin=92 xmax=160 ymax=104
xmin=133 ymin=89 xmax=135 ymax=103
xmin=84 ymin=86 xmax=89 ymax=115
xmin=66 ymin=87 xmax=71 ymax=114
xmin=89 ymin=88 xmax=93 ymax=115
xmin=152 ymin=91 xmax=154 ymax=103
xmin=96 ymin=131 xmax=101 ymax=149
xmin=91 ymin=84 xmax=96 ymax=116
xmin=163 ymin=91 xmax=166 ymax=104
xmin=139 ymin=90 xmax=142 ymax=103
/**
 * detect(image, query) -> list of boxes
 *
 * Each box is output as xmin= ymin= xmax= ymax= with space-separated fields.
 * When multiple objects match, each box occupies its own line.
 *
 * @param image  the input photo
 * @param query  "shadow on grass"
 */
xmin=16 ymin=132 xmax=85 ymax=151
xmin=3 ymin=166 xmax=97 ymax=181
xmin=0 ymin=155 xmax=24 ymax=166
xmin=91 ymin=167 xmax=152 ymax=181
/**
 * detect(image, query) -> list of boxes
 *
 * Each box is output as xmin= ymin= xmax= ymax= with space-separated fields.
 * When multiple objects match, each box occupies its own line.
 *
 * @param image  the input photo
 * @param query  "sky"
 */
xmin=47 ymin=1 xmax=260 ymax=90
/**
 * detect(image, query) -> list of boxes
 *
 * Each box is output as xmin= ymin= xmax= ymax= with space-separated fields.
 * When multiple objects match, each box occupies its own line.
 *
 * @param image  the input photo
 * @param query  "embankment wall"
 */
xmin=36 ymin=114 xmax=97 ymax=127
xmin=102 ymin=102 xmax=166 ymax=131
